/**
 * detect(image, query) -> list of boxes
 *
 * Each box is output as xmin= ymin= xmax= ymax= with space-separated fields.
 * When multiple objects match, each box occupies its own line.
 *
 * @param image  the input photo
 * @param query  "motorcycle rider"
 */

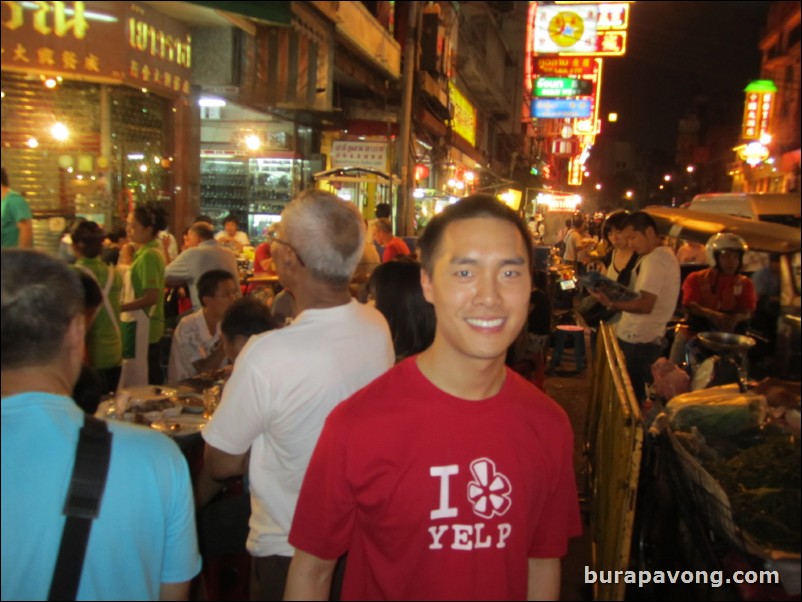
xmin=669 ymin=233 xmax=757 ymax=366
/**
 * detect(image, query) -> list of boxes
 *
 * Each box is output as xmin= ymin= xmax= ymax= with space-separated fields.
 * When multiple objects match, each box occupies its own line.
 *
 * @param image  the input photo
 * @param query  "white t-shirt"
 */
xmin=563 ymin=229 xmax=582 ymax=262
xmin=167 ymin=309 xmax=223 ymax=382
xmin=158 ymin=230 xmax=179 ymax=263
xmin=202 ymin=299 xmax=394 ymax=557
xmin=616 ymin=245 xmax=680 ymax=344
xmin=215 ymin=230 xmax=250 ymax=248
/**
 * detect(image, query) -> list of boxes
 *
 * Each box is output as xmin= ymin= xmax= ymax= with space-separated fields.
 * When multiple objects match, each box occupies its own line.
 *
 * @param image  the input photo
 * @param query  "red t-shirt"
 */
xmin=289 ymin=357 xmax=582 ymax=600
xmin=253 ymin=242 xmax=272 ymax=274
xmin=682 ymin=268 xmax=757 ymax=314
xmin=382 ymin=237 xmax=411 ymax=262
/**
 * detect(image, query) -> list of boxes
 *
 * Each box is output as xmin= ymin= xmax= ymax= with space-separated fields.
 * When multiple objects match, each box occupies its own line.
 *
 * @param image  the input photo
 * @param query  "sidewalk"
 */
xmin=541 ymin=328 xmax=594 ymax=601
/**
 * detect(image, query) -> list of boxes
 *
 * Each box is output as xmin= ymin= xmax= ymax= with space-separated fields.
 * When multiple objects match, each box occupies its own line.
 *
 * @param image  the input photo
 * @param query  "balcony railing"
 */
xmin=326 ymin=1 xmax=401 ymax=79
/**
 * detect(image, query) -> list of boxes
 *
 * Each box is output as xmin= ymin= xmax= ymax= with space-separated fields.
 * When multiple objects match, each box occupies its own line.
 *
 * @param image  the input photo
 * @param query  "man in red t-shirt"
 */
xmin=286 ymin=195 xmax=582 ymax=601
xmin=374 ymin=217 xmax=410 ymax=262
xmin=670 ymin=233 xmax=757 ymax=364
xmin=253 ymin=241 xmax=273 ymax=274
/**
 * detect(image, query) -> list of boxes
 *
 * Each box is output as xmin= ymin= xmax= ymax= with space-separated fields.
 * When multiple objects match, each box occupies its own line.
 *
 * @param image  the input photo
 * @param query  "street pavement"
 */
xmin=541 ymin=330 xmax=595 ymax=601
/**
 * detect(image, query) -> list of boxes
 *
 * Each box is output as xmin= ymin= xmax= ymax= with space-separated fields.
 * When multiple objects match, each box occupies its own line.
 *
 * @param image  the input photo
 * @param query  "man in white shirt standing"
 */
xmin=202 ymin=190 xmax=394 ymax=600
xmin=588 ymin=211 xmax=680 ymax=404
xmin=165 ymin=222 xmax=239 ymax=312
xmin=167 ymin=269 xmax=239 ymax=382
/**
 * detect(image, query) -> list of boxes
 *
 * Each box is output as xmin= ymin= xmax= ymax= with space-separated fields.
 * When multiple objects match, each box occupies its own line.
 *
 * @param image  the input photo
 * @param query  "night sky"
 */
xmin=598 ymin=1 xmax=770 ymax=154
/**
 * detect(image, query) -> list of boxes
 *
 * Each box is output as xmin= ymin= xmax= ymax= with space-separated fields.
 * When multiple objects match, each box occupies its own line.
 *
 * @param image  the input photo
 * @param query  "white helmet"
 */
xmin=705 ymin=233 xmax=748 ymax=267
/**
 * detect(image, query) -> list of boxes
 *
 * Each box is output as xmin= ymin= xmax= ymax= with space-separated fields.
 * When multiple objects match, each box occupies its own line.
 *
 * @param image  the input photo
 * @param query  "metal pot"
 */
xmin=697 ymin=332 xmax=756 ymax=356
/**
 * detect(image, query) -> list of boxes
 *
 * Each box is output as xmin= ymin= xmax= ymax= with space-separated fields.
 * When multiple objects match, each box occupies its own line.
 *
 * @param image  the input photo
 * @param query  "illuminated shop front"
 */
xmin=199 ymin=99 xmax=306 ymax=242
xmin=1 ymin=1 xmax=194 ymax=250
xmin=317 ymin=137 xmax=398 ymax=220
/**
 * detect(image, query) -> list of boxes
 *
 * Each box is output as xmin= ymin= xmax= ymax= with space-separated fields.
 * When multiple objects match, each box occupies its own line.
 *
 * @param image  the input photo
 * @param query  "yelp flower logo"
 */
xmin=467 ymin=458 xmax=512 ymax=518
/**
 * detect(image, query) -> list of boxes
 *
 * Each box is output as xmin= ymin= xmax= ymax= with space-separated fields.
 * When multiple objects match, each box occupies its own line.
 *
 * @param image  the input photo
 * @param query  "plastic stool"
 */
xmin=550 ymin=325 xmax=586 ymax=372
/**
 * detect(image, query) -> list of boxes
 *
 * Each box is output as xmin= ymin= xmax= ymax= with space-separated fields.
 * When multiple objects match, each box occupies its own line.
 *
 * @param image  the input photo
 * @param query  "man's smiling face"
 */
xmin=421 ymin=216 xmax=532 ymax=364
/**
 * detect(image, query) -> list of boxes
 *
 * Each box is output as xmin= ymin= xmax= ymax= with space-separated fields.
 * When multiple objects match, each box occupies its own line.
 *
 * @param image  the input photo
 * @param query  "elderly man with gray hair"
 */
xmin=202 ymin=190 xmax=394 ymax=600
xmin=165 ymin=221 xmax=240 ymax=311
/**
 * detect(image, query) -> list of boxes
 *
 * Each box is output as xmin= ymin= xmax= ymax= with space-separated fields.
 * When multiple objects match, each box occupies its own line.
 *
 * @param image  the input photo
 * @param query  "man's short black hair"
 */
xmin=223 ymin=214 xmax=239 ymax=226
xmin=417 ymin=194 xmax=532 ymax=275
xmin=1 ymin=166 xmax=9 ymax=188
xmin=622 ymin=211 xmax=659 ymax=235
xmin=221 ymin=297 xmax=275 ymax=339
xmin=197 ymin=269 xmax=236 ymax=306
xmin=2 ymin=250 xmax=84 ymax=369
xmin=375 ymin=203 xmax=392 ymax=219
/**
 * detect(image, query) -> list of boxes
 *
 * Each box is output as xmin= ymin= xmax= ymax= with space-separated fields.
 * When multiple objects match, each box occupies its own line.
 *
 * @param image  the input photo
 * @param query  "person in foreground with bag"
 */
xmin=1 ymin=249 xmax=201 ymax=601
xmin=586 ymin=211 xmax=680 ymax=404
xmin=578 ymin=210 xmax=639 ymax=330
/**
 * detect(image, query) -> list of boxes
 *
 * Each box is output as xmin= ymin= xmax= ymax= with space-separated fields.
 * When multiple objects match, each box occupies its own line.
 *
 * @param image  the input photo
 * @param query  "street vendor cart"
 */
xmin=586 ymin=209 xmax=801 ymax=601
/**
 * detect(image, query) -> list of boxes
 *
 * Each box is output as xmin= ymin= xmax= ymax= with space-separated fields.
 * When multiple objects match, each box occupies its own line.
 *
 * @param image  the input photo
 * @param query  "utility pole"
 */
xmin=397 ymin=1 xmax=419 ymax=236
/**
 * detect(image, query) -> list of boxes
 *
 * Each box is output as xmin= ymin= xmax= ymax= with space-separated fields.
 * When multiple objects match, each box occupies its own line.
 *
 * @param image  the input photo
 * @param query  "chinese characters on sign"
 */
xmin=330 ymin=141 xmax=389 ymax=171
xmin=535 ymin=56 xmax=598 ymax=77
xmin=741 ymin=92 xmax=774 ymax=140
xmin=1 ymin=1 xmax=191 ymax=96
xmin=448 ymin=82 xmax=477 ymax=147
xmin=532 ymin=2 xmax=629 ymax=57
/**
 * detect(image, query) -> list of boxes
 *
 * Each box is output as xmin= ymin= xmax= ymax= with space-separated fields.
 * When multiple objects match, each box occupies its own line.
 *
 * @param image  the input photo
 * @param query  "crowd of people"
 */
xmin=2 ymin=187 xmax=585 ymax=601
xmin=536 ymin=202 xmax=775 ymax=403
xmin=1 ymin=172 xmax=783 ymax=600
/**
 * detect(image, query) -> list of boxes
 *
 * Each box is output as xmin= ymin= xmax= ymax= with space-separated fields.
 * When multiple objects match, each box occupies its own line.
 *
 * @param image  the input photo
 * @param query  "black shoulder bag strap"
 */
xmin=617 ymin=252 xmax=641 ymax=285
xmin=48 ymin=415 xmax=113 ymax=602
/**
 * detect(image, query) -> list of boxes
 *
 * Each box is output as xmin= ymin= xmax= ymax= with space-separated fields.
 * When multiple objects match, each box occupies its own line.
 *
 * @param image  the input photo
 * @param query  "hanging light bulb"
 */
xmin=244 ymin=134 xmax=262 ymax=151
xmin=51 ymin=122 xmax=69 ymax=141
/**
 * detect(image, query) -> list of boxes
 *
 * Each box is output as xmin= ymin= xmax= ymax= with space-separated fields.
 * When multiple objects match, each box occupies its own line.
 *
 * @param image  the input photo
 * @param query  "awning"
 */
xmin=644 ymin=206 xmax=801 ymax=254
xmin=186 ymin=1 xmax=292 ymax=25
xmin=314 ymin=167 xmax=397 ymax=182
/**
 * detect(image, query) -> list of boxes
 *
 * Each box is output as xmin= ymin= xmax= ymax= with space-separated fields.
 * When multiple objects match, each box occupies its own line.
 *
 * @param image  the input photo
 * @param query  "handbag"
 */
xmin=48 ymin=415 xmax=112 ymax=601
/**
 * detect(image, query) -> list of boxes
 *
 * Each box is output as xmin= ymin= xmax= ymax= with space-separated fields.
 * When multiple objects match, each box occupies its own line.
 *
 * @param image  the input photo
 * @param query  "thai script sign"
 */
xmin=330 ymin=141 xmax=389 ymax=171
xmin=532 ymin=98 xmax=592 ymax=119
xmin=534 ymin=77 xmax=593 ymax=97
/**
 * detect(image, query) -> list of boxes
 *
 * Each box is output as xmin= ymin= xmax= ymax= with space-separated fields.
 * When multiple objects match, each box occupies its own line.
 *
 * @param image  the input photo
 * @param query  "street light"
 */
xmin=663 ymin=174 xmax=672 ymax=182
xmin=686 ymin=165 xmax=695 ymax=174
xmin=625 ymin=190 xmax=634 ymax=199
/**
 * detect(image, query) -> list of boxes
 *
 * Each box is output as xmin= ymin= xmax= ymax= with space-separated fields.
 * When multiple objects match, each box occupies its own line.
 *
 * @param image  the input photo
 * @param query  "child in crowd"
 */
xmin=220 ymin=296 xmax=277 ymax=363
xmin=167 ymin=270 xmax=239 ymax=382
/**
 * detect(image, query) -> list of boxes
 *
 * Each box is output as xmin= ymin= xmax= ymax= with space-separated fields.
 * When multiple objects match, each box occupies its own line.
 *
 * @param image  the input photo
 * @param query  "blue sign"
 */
xmin=531 ymin=98 xmax=592 ymax=119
